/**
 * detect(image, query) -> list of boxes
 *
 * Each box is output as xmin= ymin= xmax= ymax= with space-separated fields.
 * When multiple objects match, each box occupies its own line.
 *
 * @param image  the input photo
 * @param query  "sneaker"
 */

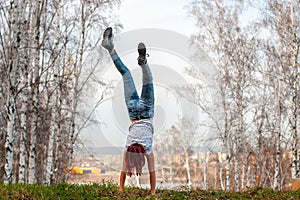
xmin=137 ymin=42 xmax=149 ymax=65
xmin=101 ymin=27 xmax=114 ymax=52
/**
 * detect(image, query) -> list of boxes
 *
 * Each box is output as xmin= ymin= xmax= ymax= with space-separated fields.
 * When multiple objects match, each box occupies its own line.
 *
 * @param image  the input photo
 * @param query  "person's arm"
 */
xmin=119 ymin=151 xmax=127 ymax=193
xmin=146 ymin=152 xmax=156 ymax=195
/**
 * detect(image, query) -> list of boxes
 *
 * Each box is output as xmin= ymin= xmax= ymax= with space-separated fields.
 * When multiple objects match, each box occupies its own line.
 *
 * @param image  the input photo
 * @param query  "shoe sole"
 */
xmin=103 ymin=27 xmax=113 ymax=39
xmin=138 ymin=42 xmax=146 ymax=56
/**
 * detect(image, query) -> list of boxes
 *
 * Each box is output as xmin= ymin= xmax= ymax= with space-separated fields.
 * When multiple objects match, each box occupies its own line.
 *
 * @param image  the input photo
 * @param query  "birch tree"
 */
xmin=188 ymin=0 xmax=261 ymax=191
xmin=188 ymin=0 xmax=236 ymax=190
xmin=18 ymin=0 xmax=32 ymax=184
xmin=44 ymin=0 xmax=61 ymax=185
xmin=3 ymin=0 xmax=20 ymax=184
xmin=256 ymin=0 xmax=300 ymax=185
xmin=0 ymin=0 xmax=120 ymax=184
xmin=26 ymin=0 xmax=42 ymax=185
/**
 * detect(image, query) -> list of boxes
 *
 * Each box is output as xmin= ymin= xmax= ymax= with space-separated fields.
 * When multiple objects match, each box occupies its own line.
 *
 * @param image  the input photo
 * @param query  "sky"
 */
xmin=116 ymin=0 xmax=259 ymax=35
xmin=117 ymin=0 xmax=197 ymax=37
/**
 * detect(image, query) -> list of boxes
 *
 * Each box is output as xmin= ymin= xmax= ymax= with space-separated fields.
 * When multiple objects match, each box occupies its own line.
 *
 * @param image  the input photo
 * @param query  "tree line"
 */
xmin=164 ymin=0 xmax=299 ymax=191
xmin=0 ymin=0 xmax=120 ymax=185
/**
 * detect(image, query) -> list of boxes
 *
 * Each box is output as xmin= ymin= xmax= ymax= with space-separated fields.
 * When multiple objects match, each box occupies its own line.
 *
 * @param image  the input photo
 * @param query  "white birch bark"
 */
xmin=45 ymin=0 xmax=61 ymax=185
xmin=45 ymin=78 xmax=58 ymax=185
xmin=185 ymin=150 xmax=192 ymax=189
xmin=65 ymin=0 xmax=87 ymax=182
xmin=64 ymin=54 xmax=78 ymax=182
xmin=255 ymin=94 xmax=266 ymax=187
xmin=219 ymin=162 xmax=224 ymax=190
xmin=261 ymin=159 xmax=267 ymax=187
xmin=225 ymin=154 xmax=231 ymax=190
xmin=290 ymin=68 xmax=299 ymax=178
xmin=28 ymin=0 xmax=41 ymax=184
xmin=214 ymin=165 xmax=218 ymax=189
xmin=5 ymin=98 xmax=16 ymax=184
xmin=52 ymin=99 xmax=62 ymax=184
xmin=161 ymin=166 xmax=165 ymax=184
xmin=233 ymin=143 xmax=240 ymax=191
xmin=273 ymin=81 xmax=282 ymax=190
xmin=236 ymin=66 xmax=245 ymax=191
xmin=136 ymin=175 xmax=141 ymax=188
xmin=253 ymin=161 xmax=257 ymax=187
xmin=241 ymin=163 xmax=245 ymax=190
xmin=19 ymin=82 xmax=29 ymax=184
xmin=222 ymin=87 xmax=231 ymax=191
xmin=203 ymin=152 xmax=208 ymax=190
xmin=170 ymin=154 xmax=174 ymax=186
xmin=4 ymin=0 xmax=20 ymax=184
xmin=18 ymin=0 xmax=32 ymax=185
xmin=246 ymin=162 xmax=251 ymax=188
xmin=290 ymin=0 xmax=299 ymax=179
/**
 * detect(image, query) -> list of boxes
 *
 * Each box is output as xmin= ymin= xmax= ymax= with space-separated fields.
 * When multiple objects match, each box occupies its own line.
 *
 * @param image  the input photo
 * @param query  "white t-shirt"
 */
xmin=125 ymin=118 xmax=154 ymax=155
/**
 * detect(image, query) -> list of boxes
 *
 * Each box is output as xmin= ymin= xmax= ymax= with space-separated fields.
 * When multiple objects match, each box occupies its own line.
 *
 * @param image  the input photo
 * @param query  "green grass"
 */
xmin=0 ymin=183 xmax=299 ymax=200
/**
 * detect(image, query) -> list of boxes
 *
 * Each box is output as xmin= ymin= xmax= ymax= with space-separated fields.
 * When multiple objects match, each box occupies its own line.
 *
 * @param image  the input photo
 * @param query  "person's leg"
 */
xmin=110 ymin=52 xmax=140 ymax=119
xmin=102 ymin=27 xmax=139 ymax=120
xmin=140 ymin=63 xmax=154 ymax=107
xmin=138 ymin=43 xmax=154 ymax=118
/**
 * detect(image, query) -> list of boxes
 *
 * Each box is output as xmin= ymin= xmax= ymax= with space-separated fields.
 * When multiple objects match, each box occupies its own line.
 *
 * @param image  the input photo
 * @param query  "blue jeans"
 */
xmin=111 ymin=52 xmax=154 ymax=120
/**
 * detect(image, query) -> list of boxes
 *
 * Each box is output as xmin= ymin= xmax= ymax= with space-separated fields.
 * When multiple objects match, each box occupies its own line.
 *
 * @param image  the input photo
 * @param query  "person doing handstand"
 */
xmin=101 ymin=27 xmax=156 ymax=195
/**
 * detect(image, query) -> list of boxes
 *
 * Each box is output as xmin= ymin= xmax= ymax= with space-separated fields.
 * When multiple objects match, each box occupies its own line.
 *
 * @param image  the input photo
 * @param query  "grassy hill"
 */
xmin=0 ymin=183 xmax=300 ymax=200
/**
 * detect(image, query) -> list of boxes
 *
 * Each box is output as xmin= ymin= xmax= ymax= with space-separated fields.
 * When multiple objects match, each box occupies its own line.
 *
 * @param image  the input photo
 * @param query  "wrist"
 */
xmin=150 ymin=189 xmax=155 ymax=195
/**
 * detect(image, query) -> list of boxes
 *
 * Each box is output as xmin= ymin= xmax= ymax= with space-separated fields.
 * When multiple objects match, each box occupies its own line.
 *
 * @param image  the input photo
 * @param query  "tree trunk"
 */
xmin=65 ymin=1 xmax=86 ymax=182
xmin=225 ymin=154 xmax=231 ymax=190
xmin=241 ymin=164 xmax=245 ymax=190
xmin=44 ymin=0 xmax=61 ymax=185
xmin=219 ymin=155 xmax=224 ymax=190
xmin=236 ymin=67 xmax=244 ymax=191
xmin=234 ymin=143 xmax=240 ymax=191
xmin=260 ymin=158 xmax=267 ymax=187
xmin=136 ymin=175 xmax=141 ymax=188
xmin=4 ymin=0 xmax=20 ymax=184
xmin=203 ymin=153 xmax=208 ymax=190
xmin=5 ymin=96 xmax=16 ymax=184
xmin=255 ymin=92 xmax=266 ymax=187
xmin=185 ymin=150 xmax=192 ymax=189
xmin=18 ymin=0 xmax=32 ymax=184
xmin=45 ymin=86 xmax=58 ymax=185
xmin=273 ymin=81 xmax=282 ymax=190
xmin=28 ymin=0 xmax=41 ymax=184
xmin=170 ymin=154 xmax=174 ymax=186
xmin=161 ymin=166 xmax=165 ymax=184
xmin=214 ymin=165 xmax=217 ymax=189
xmin=246 ymin=162 xmax=251 ymax=188
xmin=290 ymin=0 xmax=299 ymax=179
xmin=19 ymin=84 xmax=29 ymax=184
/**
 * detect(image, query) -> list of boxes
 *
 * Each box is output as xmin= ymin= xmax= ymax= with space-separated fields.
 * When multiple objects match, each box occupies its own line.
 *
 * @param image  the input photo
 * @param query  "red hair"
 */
xmin=126 ymin=143 xmax=146 ymax=177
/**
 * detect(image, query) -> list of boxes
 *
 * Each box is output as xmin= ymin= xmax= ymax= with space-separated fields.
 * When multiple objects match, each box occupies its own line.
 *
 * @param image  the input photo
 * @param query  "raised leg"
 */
xmin=138 ymin=43 xmax=154 ymax=118
xmin=102 ymin=27 xmax=140 ymax=120
xmin=111 ymin=52 xmax=140 ymax=120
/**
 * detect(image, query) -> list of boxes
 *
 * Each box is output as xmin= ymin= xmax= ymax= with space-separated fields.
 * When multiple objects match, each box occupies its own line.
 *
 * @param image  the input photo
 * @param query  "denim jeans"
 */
xmin=111 ymin=52 xmax=154 ymax=120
